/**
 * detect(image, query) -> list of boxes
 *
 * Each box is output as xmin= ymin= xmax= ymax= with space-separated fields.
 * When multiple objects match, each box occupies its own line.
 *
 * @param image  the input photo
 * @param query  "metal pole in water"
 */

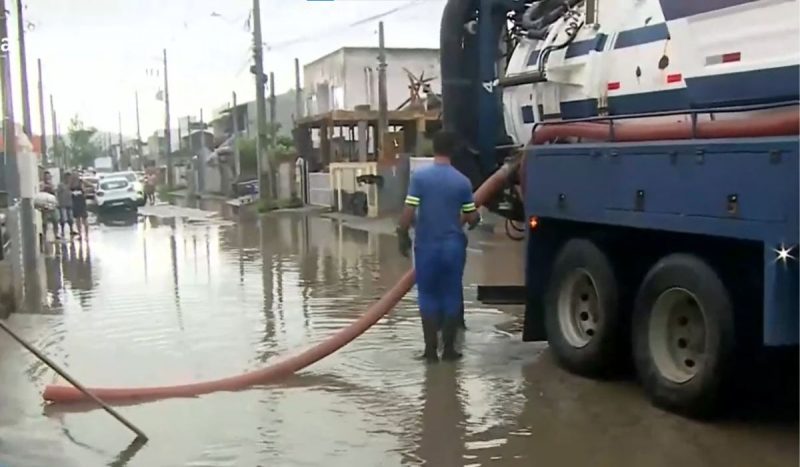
xmin=0 ymin=319 xmax=149 ymax=442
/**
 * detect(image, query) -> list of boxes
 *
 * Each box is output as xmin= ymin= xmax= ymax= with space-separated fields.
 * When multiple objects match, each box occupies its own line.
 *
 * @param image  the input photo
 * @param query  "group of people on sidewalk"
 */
xmin=39 ymin=170 xmax=89 ymax=242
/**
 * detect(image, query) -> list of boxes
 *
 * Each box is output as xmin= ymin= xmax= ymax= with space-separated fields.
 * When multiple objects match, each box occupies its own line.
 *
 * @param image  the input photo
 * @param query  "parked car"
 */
xmin=95 ymin=176 xmax=139 ymax=212
xmin=99 ymin=171 xmax=146 ymax=206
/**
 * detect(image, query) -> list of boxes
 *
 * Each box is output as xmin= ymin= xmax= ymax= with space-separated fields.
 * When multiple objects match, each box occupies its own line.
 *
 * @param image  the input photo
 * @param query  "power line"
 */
xmin=263 ymin=0 xmax=428 ymax=52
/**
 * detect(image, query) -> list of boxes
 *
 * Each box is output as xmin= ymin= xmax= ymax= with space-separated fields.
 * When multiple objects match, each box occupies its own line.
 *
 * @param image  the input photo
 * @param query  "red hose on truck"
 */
xmin=42 ymin=163 xmax=517 ymax=404
xmin=43 ymin=109 xmax=798 ymax=404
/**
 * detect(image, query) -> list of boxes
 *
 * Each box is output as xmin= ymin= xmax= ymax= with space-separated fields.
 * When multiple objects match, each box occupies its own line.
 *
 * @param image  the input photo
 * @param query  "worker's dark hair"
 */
xmin=432 ymin=130 xmax=457 ymax=157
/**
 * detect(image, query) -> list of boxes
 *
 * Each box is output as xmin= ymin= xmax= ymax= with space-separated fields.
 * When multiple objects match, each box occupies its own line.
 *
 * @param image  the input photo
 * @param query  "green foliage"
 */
xmin=237 ymin=138 xmax=258 ymax=175
xmin=66 ymin=116 xmax=103 ymax=169
xmin=236 ymin=132 xmax=297 ymax=176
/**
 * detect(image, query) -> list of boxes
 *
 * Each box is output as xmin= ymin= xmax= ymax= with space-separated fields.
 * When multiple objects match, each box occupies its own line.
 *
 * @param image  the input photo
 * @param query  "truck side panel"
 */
xmin=524 ymin=137 xmax=798 ymax=242
xmin=523 ymin=136 xmax=799 ymax=346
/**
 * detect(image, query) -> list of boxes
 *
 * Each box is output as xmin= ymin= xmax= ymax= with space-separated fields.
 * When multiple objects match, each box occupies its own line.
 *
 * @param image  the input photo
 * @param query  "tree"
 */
xmin=236 ymin=130 xmax=296 ymax=177
xmin=237 ymin=137 xmax=258 ymax=175
xmin=66 ymin=116 xmax=103 ymax=169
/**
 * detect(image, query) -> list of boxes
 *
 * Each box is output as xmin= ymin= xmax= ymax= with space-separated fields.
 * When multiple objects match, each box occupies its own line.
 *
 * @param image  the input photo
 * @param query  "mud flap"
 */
xmin=476 ymin=285 xmax=526 ymax=305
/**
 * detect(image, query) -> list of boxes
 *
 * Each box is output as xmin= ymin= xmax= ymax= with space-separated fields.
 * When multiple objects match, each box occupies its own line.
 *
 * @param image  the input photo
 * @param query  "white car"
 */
xmin=99 ymin=171 xmax=145 ymax=206
xmin=95 ymin=176 xmax=139 ymax=211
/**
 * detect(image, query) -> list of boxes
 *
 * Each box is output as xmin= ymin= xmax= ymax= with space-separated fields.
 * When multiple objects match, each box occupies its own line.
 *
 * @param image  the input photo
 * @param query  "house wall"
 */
xmin=211 ymin=93 xmax=297 ymax=144
xmin=304 ymin=49 xmax=347 ymax=116
xmin=303 ymin=47 xmax=440 ymax=116
xmin=342 ymin=48 xmax=440 ymax=111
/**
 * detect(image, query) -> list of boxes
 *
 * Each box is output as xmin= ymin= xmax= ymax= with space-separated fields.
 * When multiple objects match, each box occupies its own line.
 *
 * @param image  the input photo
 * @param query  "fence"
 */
xmin=308 ymin=172 xmax=333 ymax=207
xmin=329 ymin=162 xmax=379 ymax=217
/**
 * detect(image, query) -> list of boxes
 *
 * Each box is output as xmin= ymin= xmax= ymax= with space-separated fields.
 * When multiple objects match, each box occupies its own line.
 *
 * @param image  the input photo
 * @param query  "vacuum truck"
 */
xmin=441 ymin=0 xmax=799 ymax=417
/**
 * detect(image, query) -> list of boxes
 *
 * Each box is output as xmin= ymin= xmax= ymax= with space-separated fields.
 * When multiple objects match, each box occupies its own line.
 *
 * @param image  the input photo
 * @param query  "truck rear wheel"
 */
xmin=544 ymin=239 xmax=622 ymax=377
xmin=632 ymin=254 xmax=734 ymax=418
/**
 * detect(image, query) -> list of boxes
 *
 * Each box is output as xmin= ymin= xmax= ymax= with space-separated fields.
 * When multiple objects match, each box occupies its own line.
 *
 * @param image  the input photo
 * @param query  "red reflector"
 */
xmin=667 ymin=73 xmax=682 ymax=83
xmin=607 ymin=82 xmax=620 ymax=91
xmin=722 ymin=52 xmax=741 ymax=63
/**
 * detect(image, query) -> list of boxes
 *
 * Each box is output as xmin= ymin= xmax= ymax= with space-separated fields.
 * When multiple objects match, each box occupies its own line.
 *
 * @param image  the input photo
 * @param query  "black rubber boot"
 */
xmin=418 ymin=317 xmax=439 ymax=363
xmin=441 ymin=316 xmax=463 ymax=361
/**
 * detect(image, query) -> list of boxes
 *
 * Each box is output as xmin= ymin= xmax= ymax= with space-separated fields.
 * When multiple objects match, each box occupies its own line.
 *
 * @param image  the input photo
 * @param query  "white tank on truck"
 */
xmin=501 ymin=0 xmax=800 ymax=143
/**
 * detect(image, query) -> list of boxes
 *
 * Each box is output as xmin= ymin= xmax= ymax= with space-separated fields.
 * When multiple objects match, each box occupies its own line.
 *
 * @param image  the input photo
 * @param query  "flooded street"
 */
xmin=0 ymin=205 xmax=796 ymax=467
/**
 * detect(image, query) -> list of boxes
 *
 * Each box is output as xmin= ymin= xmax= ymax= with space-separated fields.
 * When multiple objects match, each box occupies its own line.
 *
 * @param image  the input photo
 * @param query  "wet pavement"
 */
xmin=0 ymin=202 xmax=797 ymax=467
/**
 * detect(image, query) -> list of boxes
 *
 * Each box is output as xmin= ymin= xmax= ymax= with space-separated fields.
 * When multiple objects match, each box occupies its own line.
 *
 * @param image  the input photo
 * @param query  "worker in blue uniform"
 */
xmin=397 ymin=130 xmax=480 ymax=362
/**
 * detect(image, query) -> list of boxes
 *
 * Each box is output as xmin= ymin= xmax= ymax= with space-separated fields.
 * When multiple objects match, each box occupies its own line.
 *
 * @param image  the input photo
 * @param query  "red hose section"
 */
xmin=43 ymin=110 xmax=798 ymax=404
xmin=531 ymin=108 xmax=800 ymax=144
xmin=42 ymin=165 xmax=514 ymax=404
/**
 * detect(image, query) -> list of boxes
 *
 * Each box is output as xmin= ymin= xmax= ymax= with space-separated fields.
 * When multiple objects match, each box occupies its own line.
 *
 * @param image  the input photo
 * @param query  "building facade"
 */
xmin=303 ymin=47 xmax=441 ymax=116
xmin=209 ymin=90 xmax=299 ymax=144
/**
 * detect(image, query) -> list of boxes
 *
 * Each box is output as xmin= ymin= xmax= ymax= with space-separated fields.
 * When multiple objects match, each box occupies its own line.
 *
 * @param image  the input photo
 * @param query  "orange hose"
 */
xmin=531 ymin=108 xmax=800 ymax=143
xmin=42 ymin=164 xmax=517 ymax=404
xmin=45 ymin=109 xmax=797 ymax=404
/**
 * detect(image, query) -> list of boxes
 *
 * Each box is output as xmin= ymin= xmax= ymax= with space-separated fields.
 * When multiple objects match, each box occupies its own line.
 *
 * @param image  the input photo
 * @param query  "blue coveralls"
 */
xmin=405 ymin=163 xmax=476 ymax=322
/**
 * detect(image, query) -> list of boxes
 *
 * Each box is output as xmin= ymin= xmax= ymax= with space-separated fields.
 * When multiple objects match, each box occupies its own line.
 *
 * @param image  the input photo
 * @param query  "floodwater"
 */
xmin=0 ymin=202 xmax=796 ymax=467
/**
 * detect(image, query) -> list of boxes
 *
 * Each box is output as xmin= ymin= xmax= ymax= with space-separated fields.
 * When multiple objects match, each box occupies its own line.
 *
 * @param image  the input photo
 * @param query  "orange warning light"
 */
xmin=529 ymin=216 xmax=539 ymax=230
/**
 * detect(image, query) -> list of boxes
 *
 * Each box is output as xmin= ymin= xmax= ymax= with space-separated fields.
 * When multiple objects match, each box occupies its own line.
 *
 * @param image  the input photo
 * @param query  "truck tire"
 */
xmin=544 ymin=239 xmax=622 ymax=377
xmin=632 ymin=254 xmax=734 ymax=418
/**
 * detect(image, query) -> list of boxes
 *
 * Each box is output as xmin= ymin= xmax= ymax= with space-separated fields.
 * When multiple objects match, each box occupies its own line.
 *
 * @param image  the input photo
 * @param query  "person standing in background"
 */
xmin=144 ymin=171 xmax=157 ymax=205
xmin=69 ymin=173 xmax=89 ymax=240
xmin=39 ymin=171 xmax=60 ymax=241
xmin=56 ymin=172 xmax=77 ymax=239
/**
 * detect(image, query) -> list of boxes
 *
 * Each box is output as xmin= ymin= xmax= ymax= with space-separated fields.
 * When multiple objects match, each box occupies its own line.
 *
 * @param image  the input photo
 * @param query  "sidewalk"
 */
xmin=319 ymin=208 xmax=509 ymax=237
xmin=167 ymin=189 xmax=229 ymax=202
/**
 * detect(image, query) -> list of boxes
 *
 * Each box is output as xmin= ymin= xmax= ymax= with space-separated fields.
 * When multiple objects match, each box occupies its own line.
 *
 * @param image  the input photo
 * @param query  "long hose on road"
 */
xmin=42 ymin=108 xmax=799 ymax=404
xmin=42 ymin=162 xmax=519 ymax=404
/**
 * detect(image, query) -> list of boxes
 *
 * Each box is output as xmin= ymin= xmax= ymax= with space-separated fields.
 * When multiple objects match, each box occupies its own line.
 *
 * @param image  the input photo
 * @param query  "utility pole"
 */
xmin=117 ymin=111 xmax=123 ymax=171
xmin=163 ymin=49 xmax=173 ymax=189
xmin=198 ymin=108 xmax=205 ymax=193
xmin=135 ymin=91 xmax=142 ymax=170
xmin=231 ymin=91 xmax=240 ymax=177
xmin=252 ymin=0 xmax=271 ymax=201
xmin=269 ymin=71 xmax=276 ymax=146
xmin=292 ymin=60 xmax=302 ymax=200
xmin=14 ymin=0 xmax=35 ymax=275
xmin=49 ymin=94 xmax=58 ymax=169
xmin=15 ymin=0 xmax=31 ymax=138
xmin=268 ymin=71 xmax=277 ymax=199
xmin=3 ymin=0 xmax=35 ymax=278
xmin=0 ymin=0 xmax=19 ymax=198
xmin=377 ymin=21 xmax=388 ymax=161
xmin=36 ymin=59 xmax=46 ymax=164
xmin=294 ymin=58 xmax=303 ymax=122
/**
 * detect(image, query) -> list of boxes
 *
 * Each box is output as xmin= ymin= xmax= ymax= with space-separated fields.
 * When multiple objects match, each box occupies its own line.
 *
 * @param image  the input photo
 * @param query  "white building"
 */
xmin=209 ymin=90 xmax=299 ymax=141
xmin=304 ymin=47 xmax=440 ymax=116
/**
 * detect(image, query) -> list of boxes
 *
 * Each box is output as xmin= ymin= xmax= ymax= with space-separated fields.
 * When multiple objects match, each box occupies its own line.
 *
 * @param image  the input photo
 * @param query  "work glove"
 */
xmin=467 ymin=213 xmax=482 ymax=231
xmin=396 ymin=227 xmax=412 ymax=258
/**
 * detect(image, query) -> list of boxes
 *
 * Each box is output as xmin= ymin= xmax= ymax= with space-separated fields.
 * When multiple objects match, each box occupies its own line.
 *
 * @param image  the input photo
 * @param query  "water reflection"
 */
xmin=0 ymin=208 xmax=795 ymax=467
xmin=414 ymin=364 xmax=467 ymax=466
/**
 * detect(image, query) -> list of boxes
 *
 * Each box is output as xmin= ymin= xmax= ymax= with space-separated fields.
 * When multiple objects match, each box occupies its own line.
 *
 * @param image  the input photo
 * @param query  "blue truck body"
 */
xmin=521 ymin=135 xmax=799 ymax=346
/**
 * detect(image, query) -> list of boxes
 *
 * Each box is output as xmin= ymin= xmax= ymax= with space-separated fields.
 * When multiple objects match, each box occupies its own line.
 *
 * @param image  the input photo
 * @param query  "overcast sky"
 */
xmin=10 ymin=0 xmax=445 ymax=138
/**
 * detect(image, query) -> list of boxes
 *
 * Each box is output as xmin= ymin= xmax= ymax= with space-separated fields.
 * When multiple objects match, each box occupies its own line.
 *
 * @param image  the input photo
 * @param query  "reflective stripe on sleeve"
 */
xmin=462 ymin=202 xmax=476 ymax=213
xmin=405 ymin=195 xmax=420 ymax=206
